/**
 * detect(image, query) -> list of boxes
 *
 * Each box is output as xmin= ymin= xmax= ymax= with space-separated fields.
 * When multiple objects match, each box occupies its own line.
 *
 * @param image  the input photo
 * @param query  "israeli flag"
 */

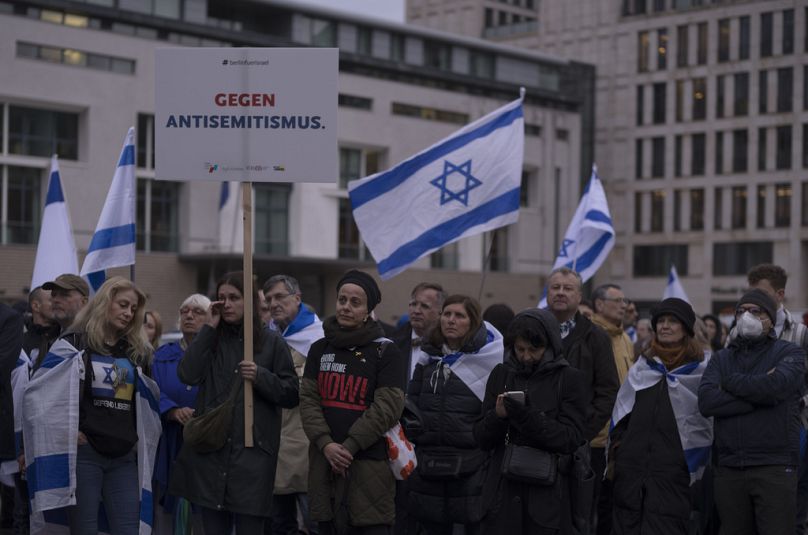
xmin=30 ymin=156 xmax=79 ymax=289
xmin=349 ymin=97 xmax=524 ymax=280
xmin=219 ymin=181 xmax=243 ymax=253
xmin=80 ymin=127 xmax=137 ymax=291
xmin=271 ymin=304 xmax=323 ymax=357
xmin=663 ymin=265 xmax=690 ymax=303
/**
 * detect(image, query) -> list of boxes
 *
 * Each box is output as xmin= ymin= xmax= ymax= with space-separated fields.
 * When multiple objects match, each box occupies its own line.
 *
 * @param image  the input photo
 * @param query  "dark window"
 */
xmin=676 ymin=25 xmax=688 ymax=67
xmin=484 ymin=8 xmax=494 ymax=28
xmin=653 ymin=82 xmax=666 ymax=123
xmin=657 ymin=28 xmax=668 ymax=69
xmin=783 ymin=9 xmax=794 ymax=55
xmin=715 ymin=131 xmax=724 ymax=175
xmin=635 ymin=192 xmax=643 ymax=232
xmin=776 ymin=125 xmax=792 ymax=170
xmin=734 ymin=72 xmax=749 ymax=116
xmin=758 ymin=127 xmax=767 ymax=171
xmin=637 ymin=85 xmax=645 ymax=125
xmin=804 ymin=124 xmax=808 ymax=168
xmin=696 ymin=22 xmax=707 ymax=64
xmin=760 ymin=12 xmax=773 ymax=57
xmin=777 ymin=67 xmax=793 ymax=113
xmin=311 ymin=18 xmax=336 ymax=47
xmin=718 ymin=18 xmax=730 ymax=62
xmin=716 ymin=75 xmax=725 ymax=118
xmin=254 ymin=183 xmax=290 ymax=255
xmin=692 ymin=133 xmax=706 ymax=175
xmin=525 ymin=124 xmax=542 ymax=137
xmin=338 ymin=198 xmax=361 ymax=259
xmin=713 ymin=242 xmax=773 ymax=275
xmin=391 ymin=102 xmax=468 ymax=125
xmin=654 ymin=0 xmax=666 ymax=12
xmin=674 ymin=135 xmax=683 ymax=177
xmin=803 ymin=182 xmax=808 ymax=226
xmin=650 ymin=190 xmax=665 ymax=232
xmin=469 ymin=50 xmax=495 ymax=78
xmin=430 ymin=242 xmax=459 ymax=270
xmin=652 ymin=137 xmax=665 ymax=177
xmin=356 ymin=26 xmax=372 ymax=55
xmin=732 ymin=129 xmax=748 ymax=173
xmin=636 ymin=138 xmax=644 ymax=179
xmin=731 ymin=186 xmax=747 ymax=229
xmin=633 ymin=245 xmax=688 ymax=277
xmin=338 ymin=147 xmax=361 ymax=189
xmin=690 ymin=189 xmax=704 ymax=230
xmin=804 ymin=66 xmax=808 ymax=110
xmin=739 ymin=16 xmax=750 ymax=59
xmin=757 ymin=185 xmax=767 ymax=228
xmin=758 ymin=70 xmax=768 ymax=114
xmin=775 ymin=183 xmax=791 ymax=227
xmin=498 ymin=11 xmax=507 ymax=26
xmin=338 ymin=94 xmax=373 ymax=110
xmin=675 ymin=80 xmax=684 ymax=121
xmin=3 ymin=166 xmax=41 ymax=244
xmin=390 ymin=34 xmax=405 ymax=62
xmin=8 ymin=105 xmax=79 ymax=159
xmin=714 ymin=187 xmax=723 ymax=229
xmin=638 ymin=31 xmax=649 ymax=72
xmin=692 ymin=78 xmax=706 ymax=120
xmin=520 ymin=170 xmax=532 ymax=207
xmin=424 ymin=40 xmax=451 ymax=70
xmin=136 ymin=113 xmax=154 ymax=169
xmin=487 ymin=228 xmax=509 ymax=272
xmin=674 ymin=190 xmax=682 ymax=231
xmin=556 ymin=129 xmax=569 ymax=141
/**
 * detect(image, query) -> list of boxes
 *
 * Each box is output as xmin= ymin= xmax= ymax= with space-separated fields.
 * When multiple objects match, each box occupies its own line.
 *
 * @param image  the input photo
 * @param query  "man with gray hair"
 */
xmin=263 ymin=274 xmax=323 ymax=535
xmin=393 ymin=282 xmax=447 ymax=381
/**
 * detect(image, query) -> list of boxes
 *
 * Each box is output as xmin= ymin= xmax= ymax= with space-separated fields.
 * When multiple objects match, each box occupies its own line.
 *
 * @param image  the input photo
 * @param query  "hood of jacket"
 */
xmin=505 ymin=308 xmax=567 ymax=377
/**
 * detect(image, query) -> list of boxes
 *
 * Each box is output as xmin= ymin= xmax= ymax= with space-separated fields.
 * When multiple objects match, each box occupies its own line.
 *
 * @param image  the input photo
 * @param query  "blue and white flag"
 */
xmin=219 ymin=181 xmax=243 ymax=253
xmin=609 ymin=353 xmax=713 ymax=484
xmin=80 ymin=127 xmax=137 ymax=291
xmin=663 ymin=265 xmax=690 ymax=303
xmin=270 ymin=304 xmax=323 ymax=357
xmin=349 ymin=97 xmax=524 ymax=280
xmin=0 ymin=350 xmax=31 ymax=485
xmin=31 ymin=156 xmax=79 ymax=289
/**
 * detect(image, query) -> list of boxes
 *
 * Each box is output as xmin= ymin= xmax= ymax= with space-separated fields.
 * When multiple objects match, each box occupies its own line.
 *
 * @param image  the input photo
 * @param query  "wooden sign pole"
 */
xmin=242 ymin=181 xmax=255 ymax=448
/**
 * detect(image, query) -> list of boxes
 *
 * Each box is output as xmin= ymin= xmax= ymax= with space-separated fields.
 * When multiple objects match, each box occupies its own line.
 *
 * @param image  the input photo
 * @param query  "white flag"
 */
xmin=31 ymin=156 xmax=79 ymax=289
xmin=80 ymin=127 xmax=136 ymax=291
xmin=663 ymin=265 xmax=690 ymax=303
xmin=349 ymin=97 xmax=524 ymax=280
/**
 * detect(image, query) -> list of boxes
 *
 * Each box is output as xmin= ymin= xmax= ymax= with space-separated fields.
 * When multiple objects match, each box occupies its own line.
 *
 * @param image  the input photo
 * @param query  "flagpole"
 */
xmin=242 ymin=181 xmax=254 ymax=448
xmin=478 ymin=229 xmax=497 ymax=302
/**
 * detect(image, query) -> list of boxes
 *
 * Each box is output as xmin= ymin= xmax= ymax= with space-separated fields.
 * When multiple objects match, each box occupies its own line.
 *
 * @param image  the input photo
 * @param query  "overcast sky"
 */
xmin=287 ymin=0 xmax=405 ymax=23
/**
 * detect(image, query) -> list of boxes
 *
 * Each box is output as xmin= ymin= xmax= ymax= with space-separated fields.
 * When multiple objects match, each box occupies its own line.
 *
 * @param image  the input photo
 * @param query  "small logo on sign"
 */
xmin=205 ymin=163 xmax=219 ymax=173
xmin=273 ymin=165 xmax=285 ymax=171
xmin=221 ymin=59 xmax=228 ymax=65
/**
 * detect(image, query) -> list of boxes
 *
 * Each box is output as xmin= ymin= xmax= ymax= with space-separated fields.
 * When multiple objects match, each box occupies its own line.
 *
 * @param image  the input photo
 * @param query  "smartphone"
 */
xmin=503 ymin=391 xmax=526 ymax=405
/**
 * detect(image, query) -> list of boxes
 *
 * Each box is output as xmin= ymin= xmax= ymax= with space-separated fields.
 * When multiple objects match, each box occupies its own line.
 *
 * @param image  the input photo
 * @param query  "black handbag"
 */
xmin=183 ymin=375 xmax=240 ymax=454
xmin=500 ymin=442 xmax=558 ymax=485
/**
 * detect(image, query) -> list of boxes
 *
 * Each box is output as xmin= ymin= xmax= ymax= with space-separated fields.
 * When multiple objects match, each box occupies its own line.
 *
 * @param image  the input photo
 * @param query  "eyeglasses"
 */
xmin=180 ymin=307 xmax=206 ymax=316
xmin=602 ymin=297 xmax=629 ymax=304
xmin=266 ymin=292 xmax=294 ymax=303
xmin=735 ymin=306 xmax=765 ymax=318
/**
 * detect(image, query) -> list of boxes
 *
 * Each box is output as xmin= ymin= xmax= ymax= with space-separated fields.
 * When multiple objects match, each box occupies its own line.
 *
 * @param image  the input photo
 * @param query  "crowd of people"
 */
xmin=0 ymin=262 xmax=806 ymax=535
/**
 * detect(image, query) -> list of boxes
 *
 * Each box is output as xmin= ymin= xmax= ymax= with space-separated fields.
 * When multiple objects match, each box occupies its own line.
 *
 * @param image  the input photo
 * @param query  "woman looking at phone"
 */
xmin=474 ymin=308 xmax=586 ymax=534
xmin=405 ymin=294 xmax=504 ymax=535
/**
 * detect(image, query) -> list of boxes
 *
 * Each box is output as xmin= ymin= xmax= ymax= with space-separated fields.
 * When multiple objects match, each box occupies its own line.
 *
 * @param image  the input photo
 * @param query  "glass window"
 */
xmin=391 ymin=102 xmax=468 ymax=125
xmin=676 ymin=25 xmax=688 ymax=67
xmin=311 ymin=18 xmax=336 ymax=47
xmin=520 ymin=169 xmax=532 ymax=207
xmin=717 ymin=18 xmax=730 ymax=62
xmin=734 ymin=72 xmax=749 ymax=116
xmin=759 ymin=70 xmax=768 ymax=114
xmin=153 ymin=0 xmax=180 ymax=19
xmin=652 ymin=137 xmax=665 ymax=177
xmin=424 ymin=40 xmax=451 ymax=69
xmin=692 ymin=78 xmax=706 ymax=120
xmin=254 ymin=183 xmax=290 ymax=255
xmin=390 ymin=34 xmax=405 ymax=62
xmin=484 ymin=8 xmax=494 ymax=28
xmin=739 ymin=16 xmax=750 ymax=59
xmin=430 ymin=241 xmax=459 ymax=270
xmin=696 ymin=22 xmax=707 ymax=64
xmin=650 ymin=190 xmax=665 ymax=232
xmin=657 ymin=28 xmax=668 ymax=69
xmin=675 ymin=79 xmax=684 ymax=121
xmin=675 ymin=135 xmax=683 ymax=177
xmin=654 ymin=0 xmax=666 ymax=12
xmin=757 ymin=185 xmax=767 ymax=228
xmin=732 ymin=129 xmax=748 ymax=173
xmin=653 ymin=82 xmax=666 ymax=123
xmin=4 ymin=166 xmax=41 ymax=244
xmin=804 ymin=124 xmax=808 ymax=168
xmin=716 ymin=75 xmax=725 ymax=118
xmin=338 ymin=147 xmax=361 ymax=189
xmin=776 ymin=125 xmax=792 ymax=170
xmin=635 ymin=192 xmax=643 ymax=232
xmin=338 ymin=198 xmax=362 ymax=259
xmin=783 ymin=9 xmax=794 ymax=55
xmin=469 ymin=50 xmax=495 ymax=78
xmin=136 ymin=114 xmax=154 ymax=170
xmin=804 ymin=66 xmax=808 ymax=110
xmin=692 ymin=133 xmax=706 ymax=176
xmin=338 ymin=94 xmax=373 ymax=110
xmin=758 ymin=127 xmax=767 ymax=171
xmin=760 ymin=12 xmax=773 ymax=57
xmin=487 ymin=228 xmax=509 ymax=272
xmin=633 ymin=245 xmax=688 ymax=277
xmin=357 ymin=27 xmax=372 ymax=55
xmin=637 ymin=85 xmax=645 ymax=125
xmin=715 ymin=131 xmax=724 ymax=175
xmin=777 ymin=67 xmax=793 ymax=113
xmin=690 ymin=189 xmax=704 ymax=230
xmin=714 ymin=187 xmax=723 ymax=229
xmin=713 ymin=242 xmax=773 ymax=275
xmin=638 ymin=31 xmax=649 ymax=72
xmin=8 ymin=105 xmax=79 ymax=159
xmin=775 ymin=183 xmax=791 ymax=227
xmin=802 ymin=181 xmax=808 ymax=226
xmin=731 ymin=186 xmax=747 ymax=229
xmin=636 ymin=138 xmax=644 ymax=179
xmin=87 ymin=53 xmax=111 ymax=71
xmin=674 ymin=190 xmax=682 ymax=231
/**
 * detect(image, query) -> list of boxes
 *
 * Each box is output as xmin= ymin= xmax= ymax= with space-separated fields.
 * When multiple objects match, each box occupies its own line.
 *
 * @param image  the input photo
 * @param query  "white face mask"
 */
xmin=736 ymin=311 xmax=764 ymax=340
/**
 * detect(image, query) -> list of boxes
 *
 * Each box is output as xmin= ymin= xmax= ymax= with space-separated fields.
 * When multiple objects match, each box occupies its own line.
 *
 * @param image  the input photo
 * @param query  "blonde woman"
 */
xmin=144 ymin=309 xmax=163 ymax=349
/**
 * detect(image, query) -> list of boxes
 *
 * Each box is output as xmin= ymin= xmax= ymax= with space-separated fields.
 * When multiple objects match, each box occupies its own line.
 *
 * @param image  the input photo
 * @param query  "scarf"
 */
xmin=323 ymin=316 xmax=385 ymax=349
xmin=648 ymin=339 xmax=687 ymax=370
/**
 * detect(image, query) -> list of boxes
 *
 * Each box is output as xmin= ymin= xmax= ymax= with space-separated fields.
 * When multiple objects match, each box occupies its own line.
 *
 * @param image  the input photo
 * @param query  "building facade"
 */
xmin=0 ymin=0 xmax=594 ymax=326
xmin=408 ymin=0 xmax=808 ymax=317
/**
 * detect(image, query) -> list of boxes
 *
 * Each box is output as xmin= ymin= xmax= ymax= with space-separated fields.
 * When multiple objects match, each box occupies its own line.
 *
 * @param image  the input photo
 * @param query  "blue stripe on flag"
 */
xmin=219 ymin=182 xmax=229 ymax=210
xmin=40 ymin=352 xmax=68 ymax=370
xmin=86 ymin=223 xmax=136 ymax=253
xmin=584 ymin=209 xmax=613 ymax=226
xmin=561 ymin=231 xmax=613 ymax=275
xmin=684 ymin=446 xmax=711 ymax=474
xmin=14 ymin=431 xmax=22 ymax=454
xmin=27 ymin=453 xmax=70 ymax=495
xmin=284 ymin=305 xmax=316 ymax=337
xmin=45 ymin=170 xmax=65 ymax=205
xmin=377 ymin=187 xmax=520 ymax=277
xmin=350 ymin=105 xmax=523 ymax=210
xmin=87 ymin=271 xmax=106 ymax=292
xmin=140 ymin=488 xmax=154 ymax=526
xmin=137 ymin=376 xmax=160 ymax=413
xmin=118 ymin=145 xmax=135 ymax=167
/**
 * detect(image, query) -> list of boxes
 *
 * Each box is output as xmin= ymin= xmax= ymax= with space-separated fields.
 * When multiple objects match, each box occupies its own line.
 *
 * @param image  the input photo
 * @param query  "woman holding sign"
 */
xmin=170 ymin=272 xmax=299 ymax=533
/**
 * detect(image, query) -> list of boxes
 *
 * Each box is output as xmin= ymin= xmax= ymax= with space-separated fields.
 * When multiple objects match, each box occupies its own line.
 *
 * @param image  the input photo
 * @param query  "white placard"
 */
xmin=155 ymin=47 xmax=337 ymax=183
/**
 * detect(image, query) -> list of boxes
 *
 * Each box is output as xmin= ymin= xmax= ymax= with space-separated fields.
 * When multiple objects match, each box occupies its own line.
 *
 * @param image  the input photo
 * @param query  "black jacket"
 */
xmin=391 ymin=321 xmax=415 ymax=383
xmin=21 ymin=320 xmax=60 ymax=369
xmin=562 ymin=312 xmax=619 ymax=441
xmin=474 ymin=309 xmax=586 ymax=534
xmin=699 ymin=335 xmax=805 ymax=468
xmin=0 ymin=305 xmax=22 ymax=459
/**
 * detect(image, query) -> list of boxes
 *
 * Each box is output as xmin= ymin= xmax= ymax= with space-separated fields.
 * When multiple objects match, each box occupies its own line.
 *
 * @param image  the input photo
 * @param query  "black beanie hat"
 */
xmin=651 ymin=298 xmax=696 ymax=337
xmin=737 ymin=288 xmax=777 ymax=323
xmin=337 ymin=270 xmax=381 ymax=312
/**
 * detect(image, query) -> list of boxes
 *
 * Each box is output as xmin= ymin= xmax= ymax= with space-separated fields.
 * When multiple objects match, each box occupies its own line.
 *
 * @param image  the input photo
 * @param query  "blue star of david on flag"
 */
xmin=430 ymin=159 xmax=482 ymax=207
xmin=558 ymin=239 xmax=575 ymax=258
xmin=103 ymin=366 xmax=115 ymax=385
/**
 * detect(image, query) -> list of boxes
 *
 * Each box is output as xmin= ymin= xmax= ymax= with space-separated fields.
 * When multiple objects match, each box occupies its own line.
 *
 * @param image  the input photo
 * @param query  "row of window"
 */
xmin=634 ymin=182 xmax=800 ymax=235
xmin=17 ymin=42 xmax=136 ymax=75
xmin=623 ymin=0 xmax=741 ymax=17
xmin=633 ymin=241 xmax=773 ymax=278
xmin=636 ymin=125 xmax=808 ymax=180
xmin=636 ymin=67 xmax=805 ymax=126
xmin=637 ymin=9 xmax=804 ymax=73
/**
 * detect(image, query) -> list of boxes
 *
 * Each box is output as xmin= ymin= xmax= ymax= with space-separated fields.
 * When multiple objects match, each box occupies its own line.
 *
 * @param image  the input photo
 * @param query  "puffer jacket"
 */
xmin=699 ymin=334 xmax=805 ymax=467
xmin=405 ymin=324 xmax=496 ymax=525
